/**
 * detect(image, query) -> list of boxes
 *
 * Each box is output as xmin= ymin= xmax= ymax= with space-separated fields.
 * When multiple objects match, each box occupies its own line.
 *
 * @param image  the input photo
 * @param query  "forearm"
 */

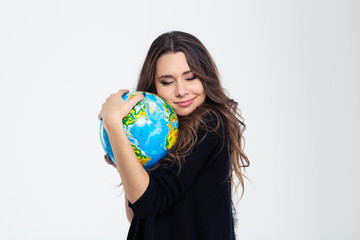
xmin=106 ymin=121 xmax=150 ymax=204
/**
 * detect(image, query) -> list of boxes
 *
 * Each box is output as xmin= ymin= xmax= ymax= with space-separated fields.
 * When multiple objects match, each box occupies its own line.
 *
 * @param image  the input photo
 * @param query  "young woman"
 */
xmin=98 ymin=31 xmax=249 ymax=240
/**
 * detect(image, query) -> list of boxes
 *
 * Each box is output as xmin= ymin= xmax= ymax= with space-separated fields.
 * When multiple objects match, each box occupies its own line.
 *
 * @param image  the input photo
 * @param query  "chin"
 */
xmin=175 ymin=108 xmax=195 ymax=117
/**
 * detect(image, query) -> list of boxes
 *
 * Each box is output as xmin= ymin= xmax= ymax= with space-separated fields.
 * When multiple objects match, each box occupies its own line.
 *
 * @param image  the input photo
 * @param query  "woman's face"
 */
xmin=154 ymin=52 xmax=206 ymax=116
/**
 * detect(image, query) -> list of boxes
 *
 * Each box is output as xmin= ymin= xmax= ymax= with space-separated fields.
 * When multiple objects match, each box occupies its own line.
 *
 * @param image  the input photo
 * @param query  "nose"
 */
xmin=175 ymin=79 xmax=189 ymax=98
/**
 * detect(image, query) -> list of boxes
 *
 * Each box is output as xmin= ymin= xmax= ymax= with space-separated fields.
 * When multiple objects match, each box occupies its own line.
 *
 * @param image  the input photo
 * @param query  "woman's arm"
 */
xmin=106 ymin=122 xmax=149 ymax=204
xmin=125 ymin=195 xmax=134 ymax=223
xmin=99 ymin=89 xmax=149 ymax=204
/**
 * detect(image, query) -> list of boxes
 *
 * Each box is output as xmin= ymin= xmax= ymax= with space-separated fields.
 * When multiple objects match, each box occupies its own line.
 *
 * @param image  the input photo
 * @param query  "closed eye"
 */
xmin=160 ymin=81 xmax=173 ymax=85
xmin=186 ymin=76 xmax=196 ymax=80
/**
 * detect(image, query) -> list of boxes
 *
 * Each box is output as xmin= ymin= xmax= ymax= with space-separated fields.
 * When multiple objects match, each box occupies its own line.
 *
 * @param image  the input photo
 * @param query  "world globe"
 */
xmin=99 ymin=91 xmax=179 ymax=170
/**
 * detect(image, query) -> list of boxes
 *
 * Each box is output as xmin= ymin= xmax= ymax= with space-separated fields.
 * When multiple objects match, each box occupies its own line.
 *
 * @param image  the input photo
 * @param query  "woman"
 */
xmin=98 ymin=31 xmax=249 ymax=239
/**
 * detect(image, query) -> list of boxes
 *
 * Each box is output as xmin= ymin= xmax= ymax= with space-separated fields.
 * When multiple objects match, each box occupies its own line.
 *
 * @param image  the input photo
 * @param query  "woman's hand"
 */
xmin=104 ymin=154 xmax=116 ymax=168
xmin=98 ymin=89 xmax=144 ymax=132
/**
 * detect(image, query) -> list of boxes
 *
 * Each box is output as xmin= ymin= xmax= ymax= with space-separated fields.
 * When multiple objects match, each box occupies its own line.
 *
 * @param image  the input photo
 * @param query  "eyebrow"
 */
xmin=158 ymin=70 xmax=193 ymax=80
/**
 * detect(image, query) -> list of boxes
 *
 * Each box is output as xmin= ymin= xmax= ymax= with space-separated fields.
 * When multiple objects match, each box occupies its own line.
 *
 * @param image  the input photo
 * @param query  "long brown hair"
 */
xmin=136 ymin=31 xmax=250 ymax=199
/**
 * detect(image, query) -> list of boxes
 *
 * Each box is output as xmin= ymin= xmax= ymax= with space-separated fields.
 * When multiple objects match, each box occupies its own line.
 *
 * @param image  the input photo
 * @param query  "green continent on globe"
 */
xmin=131 ymin=143 xmax=151 ymax=166
xmin=161 ymin=97 xmax=178 ymax=151
xmin=162 ymin=101 xmax=175 ymax=122
xmin=123 ymin=105 xmax=147 ymax=127
xmin=165 ymin=126 xmax=178 ymax=150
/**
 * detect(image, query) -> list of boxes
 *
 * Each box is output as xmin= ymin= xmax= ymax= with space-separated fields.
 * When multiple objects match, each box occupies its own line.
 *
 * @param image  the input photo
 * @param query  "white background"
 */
xmin=1 ymin=0 xmax=359 ymax=239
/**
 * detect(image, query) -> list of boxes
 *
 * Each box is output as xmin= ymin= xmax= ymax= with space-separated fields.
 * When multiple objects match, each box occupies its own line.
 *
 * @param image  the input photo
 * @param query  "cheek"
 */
xmin=194 ymin=80 xmax=205 ymax=95
xmin=155 ymin=86 xmax=171 ymax=102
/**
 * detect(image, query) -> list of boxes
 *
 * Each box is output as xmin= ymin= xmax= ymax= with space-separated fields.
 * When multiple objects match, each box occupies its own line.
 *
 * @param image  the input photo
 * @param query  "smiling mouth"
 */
xmin=175 ymin=97 xmax=196 ymax=107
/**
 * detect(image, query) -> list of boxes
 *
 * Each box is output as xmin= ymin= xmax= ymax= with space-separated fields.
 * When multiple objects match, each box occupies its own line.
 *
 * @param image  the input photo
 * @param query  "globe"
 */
xmin=99 ymin=91 xmax=179 ymax=170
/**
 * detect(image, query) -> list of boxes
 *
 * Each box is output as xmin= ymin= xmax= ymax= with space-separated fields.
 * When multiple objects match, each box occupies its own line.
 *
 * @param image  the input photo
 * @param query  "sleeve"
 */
xmin=128 ymin=121 xmax=222 ymax=218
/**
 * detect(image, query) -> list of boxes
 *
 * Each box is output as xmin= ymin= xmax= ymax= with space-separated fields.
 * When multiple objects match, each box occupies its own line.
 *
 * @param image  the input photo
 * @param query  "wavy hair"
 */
xmin=136 ymin=31 xmax=249 ymax=199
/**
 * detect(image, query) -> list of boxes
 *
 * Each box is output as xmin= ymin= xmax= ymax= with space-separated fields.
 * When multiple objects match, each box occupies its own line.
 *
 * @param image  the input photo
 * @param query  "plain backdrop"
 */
xmin=0 ymin=0 xmax=359 ymax=239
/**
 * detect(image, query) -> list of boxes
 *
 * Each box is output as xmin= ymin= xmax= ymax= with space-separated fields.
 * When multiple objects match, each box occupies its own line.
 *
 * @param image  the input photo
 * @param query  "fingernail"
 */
xmin=142 ymin=92 xmax=146 ymax=97
xmin=104 ymin=155 xmax=108 ymax=159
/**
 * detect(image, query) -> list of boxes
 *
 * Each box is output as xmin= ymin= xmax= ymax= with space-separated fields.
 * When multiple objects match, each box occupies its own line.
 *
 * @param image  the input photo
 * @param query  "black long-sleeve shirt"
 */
xmin=127 ymin=116 xmax=236 ymax=240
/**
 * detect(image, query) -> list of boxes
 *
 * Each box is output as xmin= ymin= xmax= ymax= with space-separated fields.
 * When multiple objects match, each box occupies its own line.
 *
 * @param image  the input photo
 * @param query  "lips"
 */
xmin=175 ymin=97 xmax=196 ymax=107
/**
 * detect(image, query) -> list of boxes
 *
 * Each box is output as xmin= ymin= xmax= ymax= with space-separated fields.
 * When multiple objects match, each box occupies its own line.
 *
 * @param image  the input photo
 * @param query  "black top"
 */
xmin=127 ymin=115 xmax=236 ymax=240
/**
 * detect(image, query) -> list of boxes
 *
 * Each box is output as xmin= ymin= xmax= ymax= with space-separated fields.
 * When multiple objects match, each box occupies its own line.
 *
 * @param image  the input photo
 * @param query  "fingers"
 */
xmin=98 ymin=90 xmax=128 ymax=121
xmin=98 ymin=90 xmax=144 ymax=121
xmin=117 ymin=89 xmax=130 ymax=97
xmin=104 ymin=154 xmax=117 ymax=168
xmin=104 ymin=89 xmax=129 ymax=104
xmin=126 ymin=92 xmax=145 ymax=108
